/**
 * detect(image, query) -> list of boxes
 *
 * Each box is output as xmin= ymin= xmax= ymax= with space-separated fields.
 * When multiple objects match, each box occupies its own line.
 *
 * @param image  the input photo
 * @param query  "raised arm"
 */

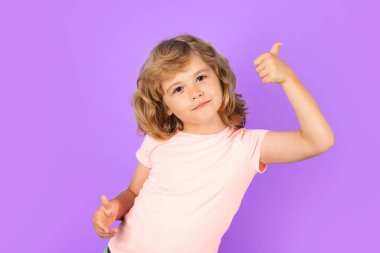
xmin=254 ymin=43 xmax=334 ymax=165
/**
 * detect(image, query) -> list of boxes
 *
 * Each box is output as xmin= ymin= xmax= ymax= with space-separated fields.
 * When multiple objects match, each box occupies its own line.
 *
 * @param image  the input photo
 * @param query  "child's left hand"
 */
xmin=253 ymin=42 xmax=296 ymax=85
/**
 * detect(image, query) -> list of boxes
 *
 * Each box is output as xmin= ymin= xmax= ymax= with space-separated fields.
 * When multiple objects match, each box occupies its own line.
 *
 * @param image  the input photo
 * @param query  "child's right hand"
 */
xmin=93 ymin=194 xmax=120 ymax=238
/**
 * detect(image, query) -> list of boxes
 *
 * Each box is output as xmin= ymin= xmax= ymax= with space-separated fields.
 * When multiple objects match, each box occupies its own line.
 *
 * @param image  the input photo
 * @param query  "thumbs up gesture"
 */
xmin=92 ymin=195 xmax=120 ymax=238
xmin=253 ymin=42 xmax=296 ymax=85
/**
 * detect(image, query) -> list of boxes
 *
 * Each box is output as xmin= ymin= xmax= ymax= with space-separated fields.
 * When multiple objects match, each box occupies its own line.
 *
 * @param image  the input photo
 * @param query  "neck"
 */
xmin=181 ymin=119 xmax=228 ymax=135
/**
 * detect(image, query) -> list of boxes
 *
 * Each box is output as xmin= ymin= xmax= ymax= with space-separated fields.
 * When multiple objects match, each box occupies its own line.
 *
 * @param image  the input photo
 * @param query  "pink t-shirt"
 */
xmin=108 ymin=126 xmax=270 ymax=253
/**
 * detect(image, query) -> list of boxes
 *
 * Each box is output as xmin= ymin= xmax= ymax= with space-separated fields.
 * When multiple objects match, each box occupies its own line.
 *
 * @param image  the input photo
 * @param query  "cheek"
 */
xmin=210 ymin=83 xmax=223 ymax=97
xmin=163 ymin=97 xmax=178 ymax=113
xmin=162 ymin=97 xmax=171 ymax=109
xmin=168 ymin=98 xmax=189 ymax=112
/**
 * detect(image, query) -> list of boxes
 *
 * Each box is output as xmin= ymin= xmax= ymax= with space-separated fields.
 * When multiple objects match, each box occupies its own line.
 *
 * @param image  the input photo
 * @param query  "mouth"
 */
xmin=192 ymin=100 xmax=211 ymax=110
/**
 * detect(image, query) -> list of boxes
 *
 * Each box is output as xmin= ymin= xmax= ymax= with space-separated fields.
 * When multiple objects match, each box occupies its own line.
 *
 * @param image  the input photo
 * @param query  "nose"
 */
xmin=191 ymin=86 xmax=203 ymax=100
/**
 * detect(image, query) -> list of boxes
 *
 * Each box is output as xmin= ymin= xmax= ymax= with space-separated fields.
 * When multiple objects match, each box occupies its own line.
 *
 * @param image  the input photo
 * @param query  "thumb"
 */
xmin=101 ymin=195 xmax=112 ymax=211
xmin=101 ymin=195 xmax=116 ymax=216
xmin=270 ymin=42 xmax=283 ymax=55
xmin=101 ymin=194 xmax=109 ymax=206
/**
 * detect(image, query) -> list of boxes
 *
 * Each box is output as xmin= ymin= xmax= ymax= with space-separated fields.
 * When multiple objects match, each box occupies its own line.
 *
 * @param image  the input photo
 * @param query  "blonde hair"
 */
xmin=132 ymin=33 xmax=249 ymax=141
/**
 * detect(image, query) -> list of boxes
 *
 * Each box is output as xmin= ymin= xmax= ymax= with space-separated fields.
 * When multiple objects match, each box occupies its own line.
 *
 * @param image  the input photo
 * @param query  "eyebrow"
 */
xmin=166 ymin=68 xmax=210 ymax=94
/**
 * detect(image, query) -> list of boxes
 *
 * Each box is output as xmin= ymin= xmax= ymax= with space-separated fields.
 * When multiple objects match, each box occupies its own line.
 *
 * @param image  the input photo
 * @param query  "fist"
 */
xmin=253 ymin=42 xmax=296 ymax=85
xmin=92 ymin=195 xmax=120 ymax=238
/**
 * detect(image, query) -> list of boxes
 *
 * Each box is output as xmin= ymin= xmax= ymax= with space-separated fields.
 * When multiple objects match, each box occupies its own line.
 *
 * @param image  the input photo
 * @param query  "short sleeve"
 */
xmin=241 ymin=129 xmax=270 ymax=174
xmin=135 ymin=134 xmax=155 ymax=168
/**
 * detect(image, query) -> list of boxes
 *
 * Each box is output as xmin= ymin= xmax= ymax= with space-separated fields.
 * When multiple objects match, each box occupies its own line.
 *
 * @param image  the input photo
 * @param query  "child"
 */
xmin=93 ymin=34 xmax=334 ymax=253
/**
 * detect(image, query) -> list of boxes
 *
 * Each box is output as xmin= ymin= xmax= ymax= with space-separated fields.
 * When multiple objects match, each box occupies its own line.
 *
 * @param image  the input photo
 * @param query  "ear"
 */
xmin=162 ymin=100 xmax=173 ymax=116
xmin=166 ymin=108 xmax=173 ymax=116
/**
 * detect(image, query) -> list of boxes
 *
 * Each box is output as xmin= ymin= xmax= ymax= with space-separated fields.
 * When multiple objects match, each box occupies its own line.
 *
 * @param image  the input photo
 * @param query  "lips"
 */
xmin=192 ymin=100 xmax=210 ymax=110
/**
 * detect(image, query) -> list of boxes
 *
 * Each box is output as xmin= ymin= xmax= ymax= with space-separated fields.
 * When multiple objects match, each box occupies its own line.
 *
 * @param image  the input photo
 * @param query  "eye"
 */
xmin=172 ymin=76 xmax=207 ymax=95
xmin=173 ymin=86 xmax=184 ymax=94
xmin=196 ymin=75 xmax=207 ymax=82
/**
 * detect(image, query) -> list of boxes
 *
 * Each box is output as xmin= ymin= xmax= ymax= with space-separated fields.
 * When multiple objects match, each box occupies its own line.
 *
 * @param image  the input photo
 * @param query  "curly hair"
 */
xmin=132 ymin=33 xmax=249 ymax=141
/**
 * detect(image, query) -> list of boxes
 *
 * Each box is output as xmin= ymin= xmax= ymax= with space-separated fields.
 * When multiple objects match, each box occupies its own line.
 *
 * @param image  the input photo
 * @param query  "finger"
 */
xmin=101 ymin=195 xmax=114 ymax=214
xmin=270 ymin=42 xmax=283 ymax=56
xmin=256 ymin=64 xmax=266 ymax=73
xmin=97 ymin=227 xmax=118 ymax=238
xmin=101 ymin=223 xmax=111 ymax=234
xmin=93 ymin=218 xmax=109 ymax=234
xmin=97 ymin=229 xmax=114 ymax=239
xmin=253 ymin=55 xmax=265 ymax=66
xmin=94 ymin=214 xmax=112 ymax=232
xmin=259 ymin=70 xmax=270 ymax=79
xmin=95 ymin=223 xmax=110 ymax=238
xmin=101 ymin=195 xmax=109 ymax=206
xmin=263 ymin=75 xmax=272 ymax=83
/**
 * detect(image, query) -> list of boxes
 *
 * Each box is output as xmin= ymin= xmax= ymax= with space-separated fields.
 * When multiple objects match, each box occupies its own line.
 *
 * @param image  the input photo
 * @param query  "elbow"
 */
xmin=317 ymin=128 xmax=335 ymax=153
xmin=325 ymin=131 xmax=335 ymax=150
xmin=307 ymin=133 xmax=334 ymax=155
xmin=329 ymin=134 xmax=335 ymax=148
xmin=325 ymin=128 xmax=335 ymax=150
xmin=322 ymin=141 xmax=334 ymax=153
xmin=317 ymin=135 xmax=334 ymax=154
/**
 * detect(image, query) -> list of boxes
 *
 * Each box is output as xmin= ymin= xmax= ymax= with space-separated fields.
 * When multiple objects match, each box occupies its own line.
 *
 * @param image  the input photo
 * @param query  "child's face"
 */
xmin=161 ymin=54 xmax=224 ymax=131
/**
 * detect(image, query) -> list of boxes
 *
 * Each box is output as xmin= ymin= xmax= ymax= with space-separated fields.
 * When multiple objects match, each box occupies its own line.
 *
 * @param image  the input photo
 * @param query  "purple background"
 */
xmin=1 ymin=0 xmax=379 ymax=252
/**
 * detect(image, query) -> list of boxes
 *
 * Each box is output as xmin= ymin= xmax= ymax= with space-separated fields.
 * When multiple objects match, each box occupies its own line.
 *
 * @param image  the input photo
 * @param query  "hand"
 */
xmin=253 ymin=42 xmax=296 ymax=85
xmin=93 ymin=195 xmax=120 ymax=238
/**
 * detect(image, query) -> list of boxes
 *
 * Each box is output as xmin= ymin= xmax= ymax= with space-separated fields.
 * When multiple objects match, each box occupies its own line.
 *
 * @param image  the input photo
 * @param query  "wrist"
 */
xmin=280 ymin=73 xmax=299 ymax=87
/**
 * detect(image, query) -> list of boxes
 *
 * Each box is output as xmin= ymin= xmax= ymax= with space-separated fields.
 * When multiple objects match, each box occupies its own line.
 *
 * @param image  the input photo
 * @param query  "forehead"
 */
xmin=161 ymin=54 xmax=210 ymax=88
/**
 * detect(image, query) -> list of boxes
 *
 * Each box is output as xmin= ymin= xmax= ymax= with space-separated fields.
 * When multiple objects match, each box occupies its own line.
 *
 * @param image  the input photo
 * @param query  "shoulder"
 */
xmin=138 ymin=132 xmax=173 ymax=150
xmin=232 ymin=127 xmax=270 ymax=140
